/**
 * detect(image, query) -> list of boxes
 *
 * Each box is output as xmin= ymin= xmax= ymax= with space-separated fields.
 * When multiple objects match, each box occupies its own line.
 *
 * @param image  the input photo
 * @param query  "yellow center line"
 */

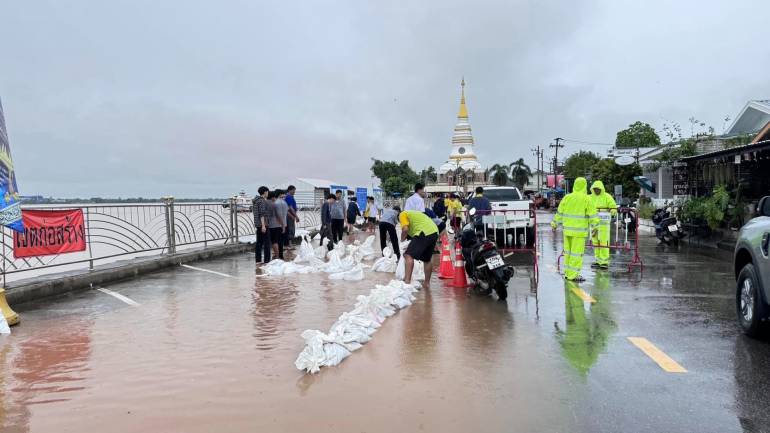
xmin=570 ymin=287 xmax=596 ymax=304
xmin=628 ymin=337 xmax=687 ymax=373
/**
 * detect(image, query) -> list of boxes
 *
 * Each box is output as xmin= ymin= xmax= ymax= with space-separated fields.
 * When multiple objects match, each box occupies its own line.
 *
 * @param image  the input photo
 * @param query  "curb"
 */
xmin=6 ymin=243 xmax=252 ymax=305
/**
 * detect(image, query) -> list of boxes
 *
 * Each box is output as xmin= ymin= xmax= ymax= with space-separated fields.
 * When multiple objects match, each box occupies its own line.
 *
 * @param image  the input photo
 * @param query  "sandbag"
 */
xmin=395 ymin=255 xmax=425 ymax=281
xmin=262 ymin=259 xmax=318 ymax=275
xmin=295 ymin=237 xmax=325 ymax=267
xmin=372 ymin=255 xmax=397 ymax=273
xmin=358 ymin=235 xmax=377 ymax=260
xmin=328 ymin=264 xmax=364 ymax=281
xmin=294 ymin=330 xmax=328 ymax=374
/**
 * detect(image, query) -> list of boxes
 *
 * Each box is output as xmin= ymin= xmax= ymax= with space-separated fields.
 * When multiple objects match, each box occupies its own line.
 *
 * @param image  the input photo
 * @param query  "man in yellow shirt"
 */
xmin=399 ymin=210 xmax=439 ymax=287
xmin=446 ymin=193 xmax=464 ymax=230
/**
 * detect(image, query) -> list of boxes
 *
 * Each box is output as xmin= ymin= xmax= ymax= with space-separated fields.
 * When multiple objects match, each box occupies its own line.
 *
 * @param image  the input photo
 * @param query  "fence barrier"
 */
xmin=556 ymin=206 xmax=643 ymax=273
xmin=460 ymin=205 xmax=539 ymax=274
xmin=0 ymin=199 xmax=322 ymax=284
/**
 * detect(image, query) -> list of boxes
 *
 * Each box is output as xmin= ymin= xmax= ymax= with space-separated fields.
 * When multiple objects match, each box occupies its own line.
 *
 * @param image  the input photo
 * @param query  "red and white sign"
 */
xmin=13 ymin=209 xmax=87 ymax=258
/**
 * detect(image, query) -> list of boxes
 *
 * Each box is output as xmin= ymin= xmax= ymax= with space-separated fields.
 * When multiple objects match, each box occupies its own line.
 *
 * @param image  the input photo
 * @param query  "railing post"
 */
xmin=228 ymin=197 xmax=237 ymax=244
xmin=203 ymin=205 xmax=207 ymax=248
xmin=85 ymin=207 xmax=94 ymax=270
xmin=163 ymin=196 xmax=176 ymax=254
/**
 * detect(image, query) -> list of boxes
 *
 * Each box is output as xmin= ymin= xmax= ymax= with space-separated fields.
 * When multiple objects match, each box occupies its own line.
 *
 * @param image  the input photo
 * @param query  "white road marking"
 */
xmin=181 ymin=264 xmax=235 ymax=278
xmin=97 ymin=288 xmax=140 ymax=306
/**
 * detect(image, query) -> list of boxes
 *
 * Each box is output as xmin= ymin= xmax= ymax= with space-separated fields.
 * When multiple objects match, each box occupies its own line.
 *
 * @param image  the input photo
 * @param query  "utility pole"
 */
xmin=531 ymin=145 xmax=544 ymax=192
xmin=550 ymin=138 xmax=564 ymax=176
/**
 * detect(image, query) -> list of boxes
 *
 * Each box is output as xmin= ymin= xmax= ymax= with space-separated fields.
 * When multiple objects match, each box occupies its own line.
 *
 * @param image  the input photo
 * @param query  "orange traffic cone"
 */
xmin=449 ymin=246 xmax=469 ymax=288
xmin=438 ymin=237 xmax=454 ymax=279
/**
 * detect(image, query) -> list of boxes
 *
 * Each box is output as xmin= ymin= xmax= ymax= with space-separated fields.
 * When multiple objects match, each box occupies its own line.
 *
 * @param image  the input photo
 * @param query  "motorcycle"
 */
xmin=618 ymin=199 xmax=637 ymax=233
xmin=456 ymin=208 xmax=514 ymax=300
xmin=652 ymin=207 xmax=686 ymax=245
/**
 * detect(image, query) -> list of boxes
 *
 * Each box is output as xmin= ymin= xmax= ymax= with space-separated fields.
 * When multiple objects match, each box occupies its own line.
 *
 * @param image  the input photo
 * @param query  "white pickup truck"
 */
xmin=468 ymin=186 xmax=535 ymax=247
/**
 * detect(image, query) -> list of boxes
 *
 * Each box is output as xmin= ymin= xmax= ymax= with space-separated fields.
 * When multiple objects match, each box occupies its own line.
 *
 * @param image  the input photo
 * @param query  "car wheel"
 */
xmin=737 ymin=263 xmax=764 ymax=337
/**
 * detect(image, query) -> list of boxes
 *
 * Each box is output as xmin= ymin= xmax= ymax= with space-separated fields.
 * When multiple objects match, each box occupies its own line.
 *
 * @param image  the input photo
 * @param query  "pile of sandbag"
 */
xmin=294 ymin=279 xmax=419 ymax=373
xmin=261 ymin=259 xmax=319 ymax=275
xmin=259 ymin=237 xmax=365 ymax=279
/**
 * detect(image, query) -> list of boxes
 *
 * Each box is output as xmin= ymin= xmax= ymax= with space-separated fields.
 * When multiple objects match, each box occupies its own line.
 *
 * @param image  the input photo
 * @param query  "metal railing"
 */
xmin=0 ymin=199 xmax=322 ymax=283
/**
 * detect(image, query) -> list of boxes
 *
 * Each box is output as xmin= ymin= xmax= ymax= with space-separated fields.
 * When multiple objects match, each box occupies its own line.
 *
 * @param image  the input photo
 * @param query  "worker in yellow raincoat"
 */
xmin=551 ymin=177 xmax=599 ymax=282
xmin=589 ymin=180 xmax=618 ymax=269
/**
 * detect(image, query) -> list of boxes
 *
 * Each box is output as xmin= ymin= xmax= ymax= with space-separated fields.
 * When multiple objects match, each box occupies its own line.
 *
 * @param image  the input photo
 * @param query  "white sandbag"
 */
xmin=358 ymin=235 xmax=377 ymax=260
xmin=382 ymin=245 xmax=393 ymax=258
xmin=262 ymin=259 xmax=318 ymax=275
xmin=294 ymin=330 xmax=328 ymax=374
xmin=328 ymin=264 xmax=364 ymax=281
xmin=0 ymin=314 xmax=10 ymax=335
xmin=322 ymin=250 xmax=346 ymax=273
xmin=395 ymin=256 xmax=425 ymax=281
xmin=372 ymin=255 xmax=397 ymax=273
xmin=322 ymin=342 xmax=352 ymax=367
xmin=294 ymin=229 xmax=310 ymax=238
xmin=350 ymin=295 xmax=387 ymax=325
xmin=294 ymin=237 xmax=324 ymax=267
xmin=329 ymin=312 xmax=376 ymax=343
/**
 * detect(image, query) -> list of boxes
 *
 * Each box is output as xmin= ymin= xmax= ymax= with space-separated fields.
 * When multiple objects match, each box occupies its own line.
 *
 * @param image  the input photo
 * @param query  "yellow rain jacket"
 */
xmin=589 ymin=181 xmax=618 ymax=218
xmin=552 ymin=177 xmax=599 ymax=237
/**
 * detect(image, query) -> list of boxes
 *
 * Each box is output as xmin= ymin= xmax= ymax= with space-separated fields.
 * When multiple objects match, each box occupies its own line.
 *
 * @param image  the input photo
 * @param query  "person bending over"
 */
xmin=399 ymin=210 xmax=439 ymax=288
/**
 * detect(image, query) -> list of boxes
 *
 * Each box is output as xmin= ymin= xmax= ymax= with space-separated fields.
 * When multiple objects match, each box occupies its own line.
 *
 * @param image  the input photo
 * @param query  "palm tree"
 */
xmin=509 ymin=158 xmax=532 ymax=189
xmin=488 ymin=163 xmax=509 ymax=186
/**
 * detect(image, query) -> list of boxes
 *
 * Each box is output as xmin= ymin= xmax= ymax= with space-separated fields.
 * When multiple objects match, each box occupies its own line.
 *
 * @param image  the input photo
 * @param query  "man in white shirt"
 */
xmin=404 ymin=183 xmax=426 ymax=212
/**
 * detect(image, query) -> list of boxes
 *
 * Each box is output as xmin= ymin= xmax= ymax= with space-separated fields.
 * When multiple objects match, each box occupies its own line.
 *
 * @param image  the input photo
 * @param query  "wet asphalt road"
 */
xmin=1 ymin=217 xmax=769 ymax=433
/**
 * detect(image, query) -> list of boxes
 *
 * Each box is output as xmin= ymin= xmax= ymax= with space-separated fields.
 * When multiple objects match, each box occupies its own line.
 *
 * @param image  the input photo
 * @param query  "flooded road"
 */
xmin=1 ymin=220 xmax=769 ymax=433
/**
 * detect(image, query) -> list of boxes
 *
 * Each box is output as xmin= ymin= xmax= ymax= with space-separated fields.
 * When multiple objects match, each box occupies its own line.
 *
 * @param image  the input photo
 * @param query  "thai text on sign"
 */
xmin=13 ymin=209 xmax=86 ymax=258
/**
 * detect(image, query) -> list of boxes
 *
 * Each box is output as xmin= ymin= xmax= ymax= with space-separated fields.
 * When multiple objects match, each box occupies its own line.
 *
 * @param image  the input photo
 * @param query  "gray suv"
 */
xmin=734 ymin=196 xmax=770 ymax=336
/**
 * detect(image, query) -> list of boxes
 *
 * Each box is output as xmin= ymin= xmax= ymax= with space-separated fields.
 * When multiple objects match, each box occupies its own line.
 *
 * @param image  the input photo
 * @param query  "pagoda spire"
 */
xmin=458 ymin=77 xmax=468 ymax=118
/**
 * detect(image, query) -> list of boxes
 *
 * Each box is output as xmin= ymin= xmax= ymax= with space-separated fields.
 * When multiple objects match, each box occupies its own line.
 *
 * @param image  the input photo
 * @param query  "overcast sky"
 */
xmin=2 ymin=0 xmax=769 ymax=197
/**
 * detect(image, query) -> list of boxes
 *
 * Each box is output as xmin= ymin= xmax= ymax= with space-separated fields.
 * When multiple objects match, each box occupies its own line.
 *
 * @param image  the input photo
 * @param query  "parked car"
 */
xmin=734 ymin=195 xmax=770 ymax=336
xmin=466 ymin=186 xmax=535 ymax=247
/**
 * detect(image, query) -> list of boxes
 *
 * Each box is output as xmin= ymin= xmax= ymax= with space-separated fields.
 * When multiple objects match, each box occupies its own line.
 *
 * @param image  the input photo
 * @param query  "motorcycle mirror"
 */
xmin=469 ymin=207 xmax=477 ymax=216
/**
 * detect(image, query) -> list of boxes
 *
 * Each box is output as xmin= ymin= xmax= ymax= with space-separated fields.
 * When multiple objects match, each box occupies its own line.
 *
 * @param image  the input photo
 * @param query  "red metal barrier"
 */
xmin=460 ymin=204 xmax=539 ymax=275
xmin=556 ymin=206 xmax=643 ymax=273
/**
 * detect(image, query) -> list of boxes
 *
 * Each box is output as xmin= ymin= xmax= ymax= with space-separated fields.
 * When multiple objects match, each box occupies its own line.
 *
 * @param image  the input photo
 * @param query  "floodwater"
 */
xmin=1 ymin=217 xmax=770 ymax=432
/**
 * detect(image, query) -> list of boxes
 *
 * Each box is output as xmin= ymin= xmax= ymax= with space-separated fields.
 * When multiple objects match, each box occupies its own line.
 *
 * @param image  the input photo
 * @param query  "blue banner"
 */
xmin=355 ymin=187 xmax=368 ymax=211
xmin=0 ymin=99 xmax=23 ymax=232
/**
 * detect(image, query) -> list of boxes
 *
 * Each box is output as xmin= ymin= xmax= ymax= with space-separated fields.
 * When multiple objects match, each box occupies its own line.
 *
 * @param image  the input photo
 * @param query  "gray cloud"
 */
xmin=1 ymin=0 xmax=768 ymax=197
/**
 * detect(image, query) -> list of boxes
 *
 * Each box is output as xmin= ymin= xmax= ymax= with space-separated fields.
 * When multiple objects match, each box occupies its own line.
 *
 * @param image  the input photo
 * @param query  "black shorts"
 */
xmin=367 ymin=217 xmax=377 ymax=224
xmin=269 ymin=227 xmax=283 ymax=244
xmin=405 ymin=233 xmax=438 ymax=263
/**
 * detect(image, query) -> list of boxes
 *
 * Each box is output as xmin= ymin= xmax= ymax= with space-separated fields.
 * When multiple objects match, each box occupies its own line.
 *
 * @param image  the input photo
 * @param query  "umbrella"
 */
xmin=633 ymin=176 xmax=655 ymax=193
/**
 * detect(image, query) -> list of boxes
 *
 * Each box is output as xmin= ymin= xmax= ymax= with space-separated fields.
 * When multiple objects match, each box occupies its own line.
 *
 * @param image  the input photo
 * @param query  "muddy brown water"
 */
xmin=0 ymin=226 xmax=766 ymax=432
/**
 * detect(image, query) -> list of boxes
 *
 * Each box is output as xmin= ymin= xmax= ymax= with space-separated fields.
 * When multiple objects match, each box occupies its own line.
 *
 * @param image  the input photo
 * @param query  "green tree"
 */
xmin=371 ymin=159 xmax=420 ymax=196
xmin=615 ymin=121 xmax=661 ymax=149
xmin=419 ymin=166 xmax=438 ymax=183
xmin=563 ymin=151 xmax=601 ymax=179
xmin=487 ymin=163 xmax=510 ymax=186
xmin=591 ymin=159 xmax=642 ymax=200
xmin=509 ymin=158 xmax=532 ymax=189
